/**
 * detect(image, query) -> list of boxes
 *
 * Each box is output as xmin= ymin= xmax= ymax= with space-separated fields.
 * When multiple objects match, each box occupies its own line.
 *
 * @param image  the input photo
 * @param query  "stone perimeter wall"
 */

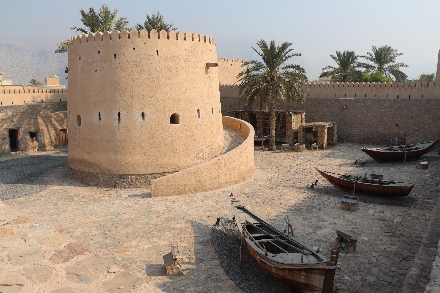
xmin=68 ymin=29 xmax=224 ymax=176
xmin=0 ymin=102 xmax=67 ymax=154
xmin=303 ymin=97 xmax=440 ymax=144
xmin=0 ymin=89 xmax=68 ymax=106
xmin=305 ymin=80 xmax=438 ymax=99
xmin=220 ymin=87 xmax=440 ymax=144
xmin=219 ymin=51 xmax=440 ymax=144
xmin=151 ymin=116 xmax=255 ymax=197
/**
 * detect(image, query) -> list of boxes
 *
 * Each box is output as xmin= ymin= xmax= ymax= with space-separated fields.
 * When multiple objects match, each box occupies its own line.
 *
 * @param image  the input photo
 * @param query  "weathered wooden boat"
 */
xmin=316 ymin=169 xmax=414 ymax=197
xmin=360 ymin=139 xmax=440 ymax=163
xmin=233 ymin=204 xmax=339 ymax=293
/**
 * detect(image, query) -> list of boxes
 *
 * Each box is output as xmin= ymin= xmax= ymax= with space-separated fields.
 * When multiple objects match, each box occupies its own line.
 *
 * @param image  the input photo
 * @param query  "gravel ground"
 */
xmin=1 ymin=143 xmax=440 ymax=292
xmin=0 ymin=150 xmax=68 ymax=201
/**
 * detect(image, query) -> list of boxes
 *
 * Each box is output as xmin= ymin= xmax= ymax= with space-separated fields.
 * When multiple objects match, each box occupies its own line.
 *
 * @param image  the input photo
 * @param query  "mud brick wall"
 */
xmin=0 ymin=102 xmax=67 ymax=154
xmin=303 ymin=98 xmax=440 ymax=144
xmin=220 ymin=95 xmax=440 ymax=144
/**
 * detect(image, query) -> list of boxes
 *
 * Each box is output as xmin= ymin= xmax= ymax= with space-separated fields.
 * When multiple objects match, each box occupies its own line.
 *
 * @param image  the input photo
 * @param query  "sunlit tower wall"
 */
xmin=67 ymin=29 xmax=224 ymax=187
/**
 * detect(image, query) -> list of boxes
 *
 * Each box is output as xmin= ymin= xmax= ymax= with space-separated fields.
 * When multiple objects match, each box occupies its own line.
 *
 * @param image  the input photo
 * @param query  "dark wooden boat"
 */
xmin=316 ymin=169 xmax=414 ymax=197
xmin=233 ymin=204 xmax=339 ymax=293
xmin=360 ymin=139 xmax=440 ymax=163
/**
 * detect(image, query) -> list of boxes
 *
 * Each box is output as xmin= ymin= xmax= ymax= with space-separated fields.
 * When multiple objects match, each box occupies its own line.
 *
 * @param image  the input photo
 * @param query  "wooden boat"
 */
xmin=233 ymin=204 xmax=339 ymax=293
xmin=316 ymin=169 xmax=414 ymax=197
xmin=360 ymin=139 xmax=440 ymax=163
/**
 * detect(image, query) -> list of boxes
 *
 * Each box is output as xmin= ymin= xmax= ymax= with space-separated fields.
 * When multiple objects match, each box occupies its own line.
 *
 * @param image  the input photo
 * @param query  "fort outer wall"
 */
xmin=67 ymin=29 xmax=224 ymax=186
xmin=151 ymin=116 xmax=254 ymax=197
xmin=220 ymin=84 xmax=440 ymax=144
xmin=0 ymin=102 xmax=67 ymax=154
xmin=219 ymin=51 xmax=440 ymax=144
xmin=0 ymin=88 xmax=67 ymax=106
xmin=305 ymin=80 xmax=440 ymax=144
xmin=0 ymin=82 xmax=68 ymax=155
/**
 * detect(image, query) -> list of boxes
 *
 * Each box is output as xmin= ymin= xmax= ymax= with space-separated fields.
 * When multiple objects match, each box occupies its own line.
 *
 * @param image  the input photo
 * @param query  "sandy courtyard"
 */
xmin=1 ymin=143 xmax=439 ymax=293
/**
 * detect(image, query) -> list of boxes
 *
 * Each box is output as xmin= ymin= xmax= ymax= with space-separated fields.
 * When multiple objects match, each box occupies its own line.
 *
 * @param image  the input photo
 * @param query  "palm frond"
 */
xmin=363 ymin=46 xmax=408 ymax=80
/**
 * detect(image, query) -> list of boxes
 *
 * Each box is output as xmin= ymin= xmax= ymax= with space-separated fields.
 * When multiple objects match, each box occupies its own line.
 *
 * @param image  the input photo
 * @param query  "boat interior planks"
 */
xmin=233 ymin=204 xmax=339 ymax=293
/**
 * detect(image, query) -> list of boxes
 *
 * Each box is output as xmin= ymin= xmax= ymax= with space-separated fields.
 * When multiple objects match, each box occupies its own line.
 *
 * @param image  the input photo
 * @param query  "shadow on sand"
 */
xmin=211 ymin=217 xmax=292 ymax=293
xmin=309 ymin=185 xmax=416 ymax=207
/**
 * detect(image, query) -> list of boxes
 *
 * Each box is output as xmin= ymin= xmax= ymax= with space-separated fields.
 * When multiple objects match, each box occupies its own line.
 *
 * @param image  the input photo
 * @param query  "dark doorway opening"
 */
xmin=59 ymin=129 xmax=68 ymax=145
xmin=9 ymin=129 xmax=19 ymax=152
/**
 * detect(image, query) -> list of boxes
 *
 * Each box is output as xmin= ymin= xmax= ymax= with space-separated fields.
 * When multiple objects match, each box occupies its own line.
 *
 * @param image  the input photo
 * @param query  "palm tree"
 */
xmin=135 ymin=11 xmax=177 ymax=32
xmin=29 ymin=79 xmax=42 ymax=86
xmin=418 ymin=73 xmax=435 ymax=83
xmin=237 ymin=40 xmax=308 ymax=151
xmin=319 ymin=50 xmax=366 ymax=82
xmin=55 ymin=5 xmax=129 ymax=53
xmin=363 ymin=46 xmax=408 ymax=81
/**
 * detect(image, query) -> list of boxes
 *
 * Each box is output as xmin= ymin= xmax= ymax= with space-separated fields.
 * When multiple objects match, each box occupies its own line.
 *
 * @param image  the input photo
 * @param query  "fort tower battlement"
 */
xmin=217 ymin=58 xmax=245 ymax=86
xmin=68 ymin=29 xmax=224 ymax=182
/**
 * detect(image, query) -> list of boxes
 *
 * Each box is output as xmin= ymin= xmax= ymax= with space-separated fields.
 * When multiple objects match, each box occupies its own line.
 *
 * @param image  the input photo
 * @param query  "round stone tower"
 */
xmin=67 ymin=29 xmax=224 ymax=187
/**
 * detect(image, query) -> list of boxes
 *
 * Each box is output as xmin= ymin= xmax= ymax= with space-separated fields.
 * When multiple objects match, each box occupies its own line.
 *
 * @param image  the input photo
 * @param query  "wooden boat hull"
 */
xmin=361 ymin=140 xmax=440 ymax=163
xmin=317 ymin=169 xmax=414 ymax=197
xmin=233 ymin=205 xmax=338 ymax=293
xmin=246 ymin=242 xmax=337 ymax=293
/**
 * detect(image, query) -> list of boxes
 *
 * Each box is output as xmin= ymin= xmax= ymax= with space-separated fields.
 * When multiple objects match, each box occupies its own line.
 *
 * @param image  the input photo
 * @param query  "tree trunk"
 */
xmin=269 ymin=99 xmax=276 ymax=151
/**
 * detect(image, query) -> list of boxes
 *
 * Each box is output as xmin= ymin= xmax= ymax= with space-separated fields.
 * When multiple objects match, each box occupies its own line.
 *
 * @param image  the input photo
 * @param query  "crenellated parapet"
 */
xmin=306 ymin=81 xmax=436 ymax=88
xmin=305 ymin=80 xmax=439 ymax=99
xmin=0 ymin=88 xmax=68 ymax=106
xmin=217 ymin=58 xmax=246 ymax=64
xmin=306 ymin=50 xmax=440 ymax=100
xmin=1 ymin=88 xmax=68 ymax=94
xmin=69 ymin=29 xmax=216 ymax=48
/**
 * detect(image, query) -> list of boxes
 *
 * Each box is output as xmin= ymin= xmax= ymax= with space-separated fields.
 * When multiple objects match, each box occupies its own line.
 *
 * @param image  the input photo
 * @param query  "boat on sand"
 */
xmin=233 ymin=204 xmax=339 ymax=293
xmin=360 ymin=140 xmax=440 ymax=163
xmin=316 ymin=169 xmax=414 ymax=197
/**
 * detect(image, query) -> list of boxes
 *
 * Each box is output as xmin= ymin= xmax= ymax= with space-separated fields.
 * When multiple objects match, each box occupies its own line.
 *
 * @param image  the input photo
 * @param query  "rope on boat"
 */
xmin=239 ymin=224 xmax=246 ymax=267
xmin=404 ymin=146 xmax=407 ymax=163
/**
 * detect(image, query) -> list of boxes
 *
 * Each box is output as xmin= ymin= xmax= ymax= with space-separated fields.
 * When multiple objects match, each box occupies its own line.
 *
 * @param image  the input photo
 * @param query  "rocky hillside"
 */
xmin=0 ymin=35 xmax=68 ymax=86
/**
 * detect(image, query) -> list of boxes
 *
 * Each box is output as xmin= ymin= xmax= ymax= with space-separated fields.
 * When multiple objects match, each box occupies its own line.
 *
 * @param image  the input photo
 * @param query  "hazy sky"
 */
xmin=1 ymin=0 xmax=440 ymax=80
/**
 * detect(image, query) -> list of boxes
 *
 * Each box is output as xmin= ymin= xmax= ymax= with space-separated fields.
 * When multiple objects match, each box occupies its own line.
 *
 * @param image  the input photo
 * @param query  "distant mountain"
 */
xmin=0 ymin=35 xmax=68 ymax=86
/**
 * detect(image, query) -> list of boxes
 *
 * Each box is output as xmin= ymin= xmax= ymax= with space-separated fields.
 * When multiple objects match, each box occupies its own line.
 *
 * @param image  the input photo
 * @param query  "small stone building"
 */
xmin=298 ymin=122 xmax=337 ymax=149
